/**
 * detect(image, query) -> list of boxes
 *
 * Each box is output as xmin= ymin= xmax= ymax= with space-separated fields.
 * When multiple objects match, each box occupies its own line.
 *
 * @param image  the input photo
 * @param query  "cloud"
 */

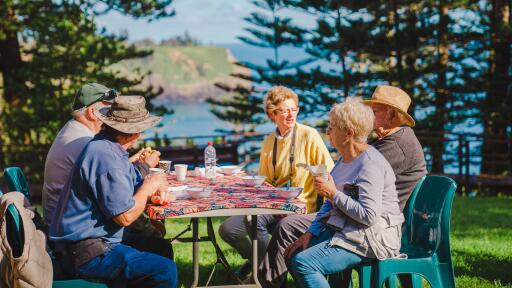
xmin=95 ymin=0 xmax=315 ymax=44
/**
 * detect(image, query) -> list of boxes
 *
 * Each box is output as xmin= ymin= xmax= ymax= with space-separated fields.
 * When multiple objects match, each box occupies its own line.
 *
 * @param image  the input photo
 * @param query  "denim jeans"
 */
xmin=78 ymin=243 xmax=178 ymax=288
xmin=290 ymin=228 xmax=364 ymax=288
xmin=259 ymin=213 xmax=316 ymax=288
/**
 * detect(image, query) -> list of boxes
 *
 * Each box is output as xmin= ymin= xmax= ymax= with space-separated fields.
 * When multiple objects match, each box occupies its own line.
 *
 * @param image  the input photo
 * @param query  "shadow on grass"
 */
xmin=174 ymin=257 xmax=241 ymax=287
xmin=453 ymin=249 xmax=512 ymax=286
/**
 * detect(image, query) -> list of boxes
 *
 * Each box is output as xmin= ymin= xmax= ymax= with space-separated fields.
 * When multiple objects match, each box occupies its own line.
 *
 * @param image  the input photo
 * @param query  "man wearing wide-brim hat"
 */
xmin=50 ymin=96 xmax=178 ymax=288
xmin=363 ymin=85 xmax=427 ymax=210
xmin=330 ymin=86 xmax=427 ymax=287
xmin=43 ymin=84 xmax=172 ymax=270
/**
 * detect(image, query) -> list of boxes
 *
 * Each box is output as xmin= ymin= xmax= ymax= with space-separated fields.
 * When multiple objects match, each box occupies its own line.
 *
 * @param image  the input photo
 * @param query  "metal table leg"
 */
xmin=186 ymin=216 xmax=262 ymax=287
xmin=250 ymin=215 xmax=262 ymax=287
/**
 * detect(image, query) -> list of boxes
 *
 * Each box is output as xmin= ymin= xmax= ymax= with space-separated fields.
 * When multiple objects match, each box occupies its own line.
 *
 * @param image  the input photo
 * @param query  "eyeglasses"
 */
xmin=274 ymin=107 xmax=299 ymax=116
xmin=326 ymin=124 xmax=334 ymax=133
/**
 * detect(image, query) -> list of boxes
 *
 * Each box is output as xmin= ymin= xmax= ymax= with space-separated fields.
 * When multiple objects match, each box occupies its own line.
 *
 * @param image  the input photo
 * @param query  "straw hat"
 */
xmin=363 ymin=85 xmax=415 ymax=127
xmin=94 ymin=96 xmax=161 ymax=134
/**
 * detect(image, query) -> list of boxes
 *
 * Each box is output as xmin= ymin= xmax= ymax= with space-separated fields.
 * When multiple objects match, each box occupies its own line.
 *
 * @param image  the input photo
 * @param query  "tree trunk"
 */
xmin=481 ymin=0 xmax=511 ymax=174
xmin=0 ymin=5 xmax=24 ymax=107
xmin=431 ymin=2 xmax=450 ymax=173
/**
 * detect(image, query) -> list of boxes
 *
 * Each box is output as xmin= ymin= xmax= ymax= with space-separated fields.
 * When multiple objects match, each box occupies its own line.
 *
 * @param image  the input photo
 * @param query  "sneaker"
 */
xmin=234 ymin=260 xmax=252 ymax=280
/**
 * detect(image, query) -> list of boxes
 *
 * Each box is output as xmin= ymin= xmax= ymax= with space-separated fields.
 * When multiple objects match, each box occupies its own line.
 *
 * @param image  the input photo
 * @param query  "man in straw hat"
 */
xmin=363 ymin=85 xmax=426 ymax=211
xmin=50 ymin=96 xmax=177 ymax=288
xmin=258 ymin=86 xmax=426 ymax=288
xmin=43 ymin=84 xmax=172 ymax=273
xmin=333 ymin=86 xmax=429 ymax=287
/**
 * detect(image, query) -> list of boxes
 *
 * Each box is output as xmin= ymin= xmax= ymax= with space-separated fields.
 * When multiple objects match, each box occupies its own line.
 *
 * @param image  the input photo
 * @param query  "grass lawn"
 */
xmin=164 ymin=196 xmax=512 ymax=287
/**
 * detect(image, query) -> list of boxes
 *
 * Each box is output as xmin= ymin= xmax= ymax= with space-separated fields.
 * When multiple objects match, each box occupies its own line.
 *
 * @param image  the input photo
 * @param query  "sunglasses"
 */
xmin=86 ymin=89 xmax=117 ymax=107
xmin=98 ymin=89 xmax=118 ymax=102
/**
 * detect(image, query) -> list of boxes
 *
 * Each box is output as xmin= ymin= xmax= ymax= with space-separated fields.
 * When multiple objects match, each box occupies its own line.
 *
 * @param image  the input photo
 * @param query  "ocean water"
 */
xmin=143 ymin=44 xmax=308 ymax=141
xmin=143 ymin=102 xmax=275 ymax=143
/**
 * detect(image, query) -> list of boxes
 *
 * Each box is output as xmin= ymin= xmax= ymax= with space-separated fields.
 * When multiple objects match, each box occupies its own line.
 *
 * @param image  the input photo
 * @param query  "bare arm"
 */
xmin=113 ymin=173 xmax=167 ymax=227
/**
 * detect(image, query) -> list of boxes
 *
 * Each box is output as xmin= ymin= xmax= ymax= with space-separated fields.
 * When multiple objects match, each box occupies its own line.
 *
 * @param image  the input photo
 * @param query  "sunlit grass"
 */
xmin=165 ymin=197 xmax=512 ymax=287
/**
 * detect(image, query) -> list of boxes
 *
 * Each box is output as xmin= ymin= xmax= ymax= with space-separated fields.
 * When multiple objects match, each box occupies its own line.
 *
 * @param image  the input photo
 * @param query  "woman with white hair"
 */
xmin=285 ymin=97 xmax=403 ymax=287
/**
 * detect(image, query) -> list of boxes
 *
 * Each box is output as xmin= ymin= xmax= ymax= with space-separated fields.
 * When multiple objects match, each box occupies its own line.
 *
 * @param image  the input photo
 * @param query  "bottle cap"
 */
xmin=208 ymin=141 xmax=213 ymax=146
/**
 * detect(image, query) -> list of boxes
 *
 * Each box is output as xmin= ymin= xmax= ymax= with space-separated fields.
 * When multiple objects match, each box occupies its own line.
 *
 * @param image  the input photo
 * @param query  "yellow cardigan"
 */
xmin=258 ymin=123 xmax=335 ymax=213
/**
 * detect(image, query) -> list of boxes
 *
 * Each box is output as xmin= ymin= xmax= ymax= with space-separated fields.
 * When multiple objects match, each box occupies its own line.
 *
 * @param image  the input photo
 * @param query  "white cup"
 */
xmin=194 ymin=167 xmax=205 ymax=177
xmin=159 ymin=160 xmax=172 ymax=175
xmin=174 ymin=164 xmax=188 ymax=182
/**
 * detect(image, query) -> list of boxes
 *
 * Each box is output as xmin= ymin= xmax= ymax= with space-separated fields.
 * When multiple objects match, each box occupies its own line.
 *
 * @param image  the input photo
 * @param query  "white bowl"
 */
xmin=241 ymin=175 xmax=266 ymax=187
xmin=275 ymin=187 xmax=303 ymax=199
xmin=187 ymin=187 xmax=212 ymax=199
xmin=220 ymin=165 xmax=242 ymax=175
xmin=168 ymin=185 xmax=189 ymax=200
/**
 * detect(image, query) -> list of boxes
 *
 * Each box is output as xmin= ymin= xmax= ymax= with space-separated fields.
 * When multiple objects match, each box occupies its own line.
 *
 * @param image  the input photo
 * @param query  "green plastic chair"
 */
xmin=336 ymin=176 xmax=426 ymax=288
xmin=52 ymin=279 xmax=107 ymax=288
xmin=3 ymin=167 xmax=31 ymax=202
xmin=5 ymin=202 xmax=24 ymax=258
xmin=372 ymin=175 xmax=457 ymax=288
xmin=2 ymin=195 xmax=106 ymax=288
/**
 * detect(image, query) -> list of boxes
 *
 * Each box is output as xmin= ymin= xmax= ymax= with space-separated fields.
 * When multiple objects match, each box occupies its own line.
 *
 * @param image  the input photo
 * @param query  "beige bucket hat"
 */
xmin=94 ymin=96 xmax=161 ymax=134
xmin=363 ymin=85 xmax=415 ymax=127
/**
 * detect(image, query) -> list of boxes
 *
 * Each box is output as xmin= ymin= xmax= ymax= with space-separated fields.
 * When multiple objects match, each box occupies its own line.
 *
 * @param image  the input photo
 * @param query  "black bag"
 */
xmin=66 ymin=238 xmax=111 ymax=269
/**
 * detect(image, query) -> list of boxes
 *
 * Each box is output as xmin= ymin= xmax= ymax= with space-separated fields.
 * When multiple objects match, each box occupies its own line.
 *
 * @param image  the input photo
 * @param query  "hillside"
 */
xmin=112 ymin=45 xmax=251 ymax=102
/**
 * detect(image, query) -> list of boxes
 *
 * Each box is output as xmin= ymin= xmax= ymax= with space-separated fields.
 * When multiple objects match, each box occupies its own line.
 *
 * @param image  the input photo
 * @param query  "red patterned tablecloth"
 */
xmin=147 ymin=172 xmax=307 ymax=220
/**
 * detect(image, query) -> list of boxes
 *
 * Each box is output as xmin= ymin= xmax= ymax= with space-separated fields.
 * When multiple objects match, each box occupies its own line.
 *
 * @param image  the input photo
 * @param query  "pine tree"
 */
xmin=0 ymin=0 xmax=175 ymax=144
xmin=207 ymin=0 xmax=308 ymax=133
xmin=284 ymin=0 xmax=375 ymax=116
xmin=480 ymin=0 xmax=512 ymax=174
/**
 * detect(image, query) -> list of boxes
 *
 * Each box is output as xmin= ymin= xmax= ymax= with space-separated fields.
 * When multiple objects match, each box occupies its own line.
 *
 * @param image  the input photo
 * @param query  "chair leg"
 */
xmin=409 ymin=269 xmax=442 ymax=288
xmin=438 ymin=264 xmax=456 ymax=288
xmin=358 ymin=265 xmax=371 ymax=288
xmin=375 ymin=268 xmax=398 ymax=288
xmin=411 ymin=274 xmax=423 ymax=288
xmin=387 ymin=275 xmax=397 ymax=288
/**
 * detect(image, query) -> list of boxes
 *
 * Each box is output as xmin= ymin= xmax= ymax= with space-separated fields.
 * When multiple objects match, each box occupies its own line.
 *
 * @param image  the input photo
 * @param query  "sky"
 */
xmin=95 ymin=0 xmax=315 ymax=44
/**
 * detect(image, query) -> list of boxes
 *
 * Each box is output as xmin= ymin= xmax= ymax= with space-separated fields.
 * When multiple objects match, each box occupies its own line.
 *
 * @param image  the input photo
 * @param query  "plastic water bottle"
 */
xmin=204 ymin=141 xmax=217 ymax=180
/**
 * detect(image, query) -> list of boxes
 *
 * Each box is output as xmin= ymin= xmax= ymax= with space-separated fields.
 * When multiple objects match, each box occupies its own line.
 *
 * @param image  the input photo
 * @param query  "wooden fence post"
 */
xmin=464 ymin=139 xmax=470 ymax=193
xmin=458 ymin=135 xmax=464 ymax=194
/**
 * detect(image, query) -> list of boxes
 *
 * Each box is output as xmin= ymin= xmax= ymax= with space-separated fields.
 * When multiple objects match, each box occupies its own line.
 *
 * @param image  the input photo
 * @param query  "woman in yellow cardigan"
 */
xmin=219 ymin=86 xmax=334 ymax=280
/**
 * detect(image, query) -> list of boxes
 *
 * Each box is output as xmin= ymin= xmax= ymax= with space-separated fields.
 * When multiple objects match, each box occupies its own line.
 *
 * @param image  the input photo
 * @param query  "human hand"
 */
xmin=314 ymin=174 xmax=337 ymax=201
xmin=158 ymin=187 xmax=176 ymax=205
xmin=129 ymin=148 xmax=145 ymax=163
xmin=143 ymin=172 xmax=168 ymax=196
xmin=142 ymin=148 xmax=161 ymax=168
xmin=284 ymin=232 xmax=313 ymax=259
